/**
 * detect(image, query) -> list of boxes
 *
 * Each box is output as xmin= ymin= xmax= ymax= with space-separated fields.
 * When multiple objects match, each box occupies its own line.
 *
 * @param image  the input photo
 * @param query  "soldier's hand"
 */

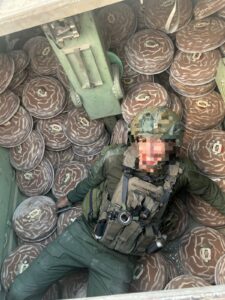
xmin=56 ymin=196 xmax=70 ymax=209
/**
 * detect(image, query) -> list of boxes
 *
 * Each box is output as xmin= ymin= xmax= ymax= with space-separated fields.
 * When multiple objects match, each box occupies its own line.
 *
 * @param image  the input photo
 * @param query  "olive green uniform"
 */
xmin=7 ymin=145 xmax=225 ymax=300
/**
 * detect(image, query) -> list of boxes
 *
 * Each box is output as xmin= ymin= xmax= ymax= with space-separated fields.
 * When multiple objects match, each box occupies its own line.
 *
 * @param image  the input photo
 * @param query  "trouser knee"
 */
xmin=7 ymin=280 xmax=30 ymax=300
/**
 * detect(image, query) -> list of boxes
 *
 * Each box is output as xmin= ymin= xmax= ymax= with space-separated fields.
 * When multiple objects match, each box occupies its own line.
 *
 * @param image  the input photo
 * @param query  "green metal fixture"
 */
xmin=43 ymin=12 xmax=123 ymax=119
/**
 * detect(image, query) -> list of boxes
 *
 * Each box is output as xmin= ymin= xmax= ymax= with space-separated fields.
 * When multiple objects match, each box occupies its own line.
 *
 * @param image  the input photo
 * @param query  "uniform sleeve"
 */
xmin=67 ymin=144 xmax=126 ymax=203
xmin=175 ymin=159 xmax=225 ymax=215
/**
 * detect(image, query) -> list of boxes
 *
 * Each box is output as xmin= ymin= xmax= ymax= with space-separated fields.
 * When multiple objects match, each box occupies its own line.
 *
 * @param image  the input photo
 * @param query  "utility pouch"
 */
xmin=114 ymin=221 xmax=142 ymax=253
xmin=100 ymin=219 xmax=124 ymax=249
xmin=82 ymin=182 xmax=106 ymax=222
xmin=133 ymin=224 xmax=155 ymax=255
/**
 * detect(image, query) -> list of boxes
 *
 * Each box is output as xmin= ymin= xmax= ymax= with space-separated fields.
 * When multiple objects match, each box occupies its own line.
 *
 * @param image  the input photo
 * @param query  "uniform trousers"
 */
xmin=7 ymin=217 xmax=135 ymax=300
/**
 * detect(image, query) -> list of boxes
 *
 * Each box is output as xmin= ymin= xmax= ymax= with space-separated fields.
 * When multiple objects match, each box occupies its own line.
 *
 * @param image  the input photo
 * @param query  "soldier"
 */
xmin=7 ymin=106 xmax=225 ymax=300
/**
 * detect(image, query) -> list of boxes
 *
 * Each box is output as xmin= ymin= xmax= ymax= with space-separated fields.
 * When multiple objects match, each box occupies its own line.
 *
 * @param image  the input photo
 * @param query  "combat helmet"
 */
xmin=130 ymin=106 xmax=183 ymax=146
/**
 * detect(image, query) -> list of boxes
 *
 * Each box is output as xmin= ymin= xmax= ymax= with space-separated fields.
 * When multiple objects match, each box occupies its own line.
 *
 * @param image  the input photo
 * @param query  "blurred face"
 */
xmin=137 ymin=137 xmax=176 ymax=173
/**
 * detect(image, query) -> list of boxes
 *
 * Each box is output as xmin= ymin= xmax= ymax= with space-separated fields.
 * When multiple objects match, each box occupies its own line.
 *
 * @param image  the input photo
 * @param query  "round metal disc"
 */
xmin=169 ymin=75 xmax=216 ymax=98
xmin=186 ymin=194 xmax=225 ymax=228
xmin=36 ymin=113 xmax=71 ymax=151
xmin=129 ymin=252 xmax=169 ymax=292
xmin=168 ymin=92 xmax=183 ymax=120
xmin=121 ymin=82 xmax=170 ymax=124
xmin=0 ymin=53 xmax=15 ymax=94
xmin=144 ymin=0 xmax=193 ymax=33
xmin=16 ymin=158 xmax=54 ymax=196
xmin=0 ymin=90 xmax=20 ymax=125
xmin=188 ymin=130 xmax=225 ymax=177
xmin=125 ymin=29 xmax=174 ymax=75
xmin=22 ymin=76 xmax=66 ymax=119
xmin=72 ymin=130 xmax=109 ymax=157
xmin=29 ymin=36 xmax=58 ymax=76
xmin=176 ymin=17 xmax=225 ymax=53
xmin=110 ymin=119 xmax=129 ymax=145
xmin=170 ymin=50 xmax=221 ymax=86
xmin=194 ymin=0 xmax=225 ymax=20
xmin=52 ymin=161 xmax=88 ymax=198
xmin=1 ymin=244 xmax=43 ymax=291
xmin=13 ymin=196 xmax=57 ymax=242
xmin=0 ymin=106 xmax=33 ymax=148
xmin=97 ymin=2 xmax=137 ymax=48
xmin=64 ymin=107 xmax=105 ymax=145
xmin=165 ymin=275 xmax=210 ymax=289
xmin=179 ymin=226 xmax=225 ymax=283
xmin=9 ymin=50 xmax=29 ymax=74
xmin=9 ymin=130 xmax=45 ymax=171
xmin=215 ymin=253 xmax=225 ymax=284
xmin=181 ymin=92 xmax=225 ymax=130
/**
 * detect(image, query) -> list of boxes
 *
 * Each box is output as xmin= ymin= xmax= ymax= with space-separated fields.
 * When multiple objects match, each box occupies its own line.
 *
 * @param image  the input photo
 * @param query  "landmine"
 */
xmin=0 ymin=90 xmax=20 ymax=125
xmin=168 ymin=92 xmax=183 ymax=119
xmin=170 ymin=50 xmax=221 ymax=86
xmin=18 ymin=231 xmax=58 ymax=248
xmin=215 ymin=253 xmax=225 ymax=284
xmin=36 ymin=113 xmax=72 ymax=151
xmin=188 ymin=130 xmax=225 ymax=177
xmin=125 ymin=29 xmax=174 ymax=75
xmin=16 ymin=157 xmax=54 ymax=196
xmin=179 ymin=226 xmax=225 ymax=284
xmin=110 ymin=119 xmax=129 ymax=145
xmin=0 ymin=53 xmax=15 ymax=93
xmin=64 ymin=107 xmax=105 ymax=145
xmin=121 ymin=82 xmax=170 ymax=124
xmin=9 ymin=50 xmax=29 ymax=74
xmin=169 ymin=75 xmax=216 ymax=98
xmin=22 ymin=76 xmax=66 ymax=119
xmin=52 ymin=161 xmax=88 ymax=198
xmin=9 ymin=69 xmax=28 ymax=90
xmin=194 ymin=0 xmax=225 ymax=20
xmin=57 ymin=147 xmax=76 ymax=165
xmin=97 ymin=2 xmax=137 ymax=49
xmin=72 ymin=131 xmax=110 ymax=157
xmin=186 ymin=194 xmax=225 ymax=228
xmin=44 ymin=150 xmax=60 ymax=170
xmin=143 ymin=0 xmax=192 ymax=34
xmin=12 ymin=196 xmax=57 ymax=243
xmin=129 ymin=252 xmax=169 ymax=292
xmin=176 ymin=17 xmax=225 ymax=53
xmin=27 ymin=36 xmax=58 ymax=76
xmin=0 ymin=106 xmax=33 ymax=148
xmin=114 ymin=44 xmax=154 ymax=93
xmin=181 ymin=91 xmax=225 ymax=130
xmin=1 ymin=244 xmax=43 ymax=290
xmin=165 ymin=275 xmax=210 ymax=289
xmin=9 ymin=130 xmax=45 ymax=171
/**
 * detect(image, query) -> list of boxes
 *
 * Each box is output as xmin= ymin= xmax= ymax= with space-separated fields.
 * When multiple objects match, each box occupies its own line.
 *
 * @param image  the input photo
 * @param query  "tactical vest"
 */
xmin=82 ymin=161 xmax=183 ymax=256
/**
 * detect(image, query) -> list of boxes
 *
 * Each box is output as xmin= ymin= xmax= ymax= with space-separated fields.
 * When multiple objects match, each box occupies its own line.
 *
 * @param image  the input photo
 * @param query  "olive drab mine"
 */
xmin=1 ymin=0 xmax=225 ymax=299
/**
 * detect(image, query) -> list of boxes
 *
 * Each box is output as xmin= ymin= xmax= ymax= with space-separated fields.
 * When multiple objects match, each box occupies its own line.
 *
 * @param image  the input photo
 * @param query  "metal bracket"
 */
xmin=42 ymin=16 xmax=80 ymax=48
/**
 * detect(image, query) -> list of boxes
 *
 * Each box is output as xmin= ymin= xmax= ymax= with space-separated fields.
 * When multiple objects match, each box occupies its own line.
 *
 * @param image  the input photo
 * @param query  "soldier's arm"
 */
xmin=67 ymin=144 xmax=126 ymax=203
xmin=175 ymin=159 xmax=225 ymax=215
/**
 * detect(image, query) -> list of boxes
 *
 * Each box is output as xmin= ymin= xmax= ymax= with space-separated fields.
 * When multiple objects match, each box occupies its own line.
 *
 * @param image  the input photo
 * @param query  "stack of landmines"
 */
xmin=1 ymin=0 xmax=225 ymax=297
